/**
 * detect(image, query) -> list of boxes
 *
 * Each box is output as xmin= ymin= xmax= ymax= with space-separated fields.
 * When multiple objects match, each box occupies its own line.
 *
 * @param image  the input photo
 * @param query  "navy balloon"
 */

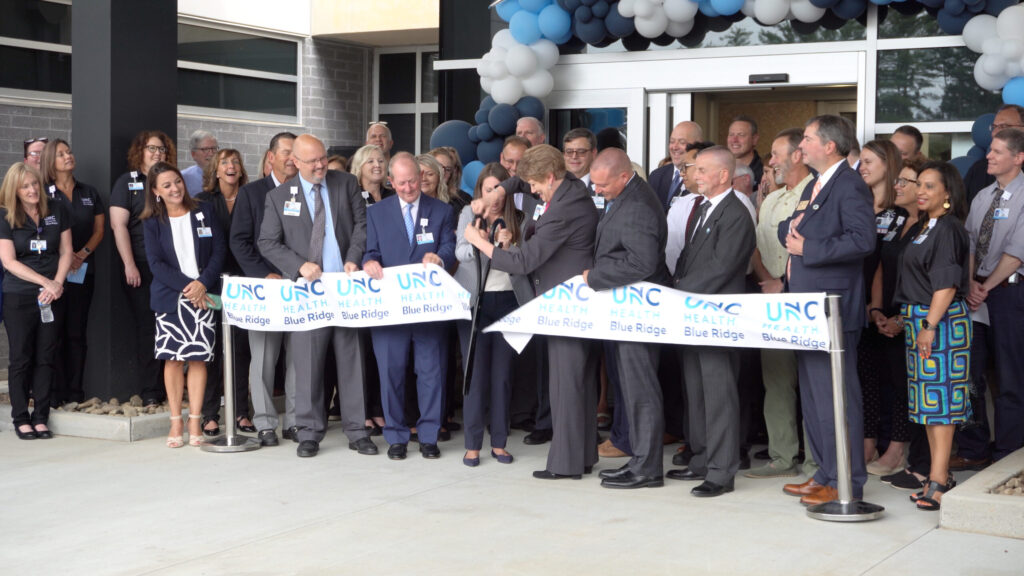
xmin=972 ymin=113 xmax=996 ymax=149
xmin=832 ymin=0 xmax=866 ymax=20
xmin=474 ymin=107 xmax=490 ymax=125
xmin=917 ymin=0 xmax=942 ymax=8
xmin=809 ymin=0 xmax=839 ymax=7
xmin=477 ymin=122 xmax=495 ymax=142
xmin=515 ymin=96 xmax=546 ymax=120
xmin=462 ymin=160 xmax=485 ymax=194
xmin=950 ymin=156 xmax=973 ymax=177
xmin=580 ymin=0 xmax=597 ymax=5
xmin=605 ymin=6 xmax=636 ymax=38
xmin=985 ymin=0 xmax=1017 ymax=16
xmin=557 ymin=0 xmax=582 ymax=10
xmin=477 ymin=138 xmax=505 ymax=164
xmin=480 ymin=96 xmax=497 ymax=113
xmin=936 ymin=7 xmax=971 ymax=34
xmin=591 ymin=0 xmax=610 ymax=19
xmin=576 ymin=5 xmax=593 ymax=23
xmin=468 ymin=125 xmax=481 ymax=144
xmin=944 ymin=0 xmax=965 ymax=16
xmin=488 ymin=103 xmax=521 ymax=136
xmin=576 ymin=17 xmax=608 ymax=44
xmin=967 ymin=145 xmax=986 ymax=161
xmin=430 ymin=120 xmax=476 ymax=164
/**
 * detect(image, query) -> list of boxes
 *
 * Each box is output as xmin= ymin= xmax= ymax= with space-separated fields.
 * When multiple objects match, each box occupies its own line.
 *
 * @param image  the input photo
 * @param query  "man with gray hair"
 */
xmin=516 ymin=116 xmax=546 ymax=146
xmin=182 ymin=129 xmax=218 ymax=196
xmin=366 ymin=122 xmax=394 ymax=164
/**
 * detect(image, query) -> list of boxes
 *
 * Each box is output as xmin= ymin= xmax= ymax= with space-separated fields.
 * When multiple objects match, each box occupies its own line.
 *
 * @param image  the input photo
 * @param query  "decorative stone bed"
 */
xmin=942 ymin=449 xmax=1024 ymax=540
xmin=0 ymin=391 xmax=182 ymax=442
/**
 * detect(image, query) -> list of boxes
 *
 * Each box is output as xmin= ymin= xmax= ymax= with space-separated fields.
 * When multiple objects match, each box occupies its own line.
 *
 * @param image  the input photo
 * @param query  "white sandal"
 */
xmin=167 ymin=415 xmax=184 ymax=448
xmin=188 ymin=414 xmax=204 ymax=447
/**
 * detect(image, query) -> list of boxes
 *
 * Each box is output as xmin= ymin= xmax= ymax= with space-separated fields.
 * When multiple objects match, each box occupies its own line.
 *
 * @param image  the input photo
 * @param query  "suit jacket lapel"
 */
xmin=682 ymin=193 xmax=731 ymax=274
xmin=799 ymin=163 xmax=847 ymax=229
xmin=190 ymin=209 xmax=202 ymax=267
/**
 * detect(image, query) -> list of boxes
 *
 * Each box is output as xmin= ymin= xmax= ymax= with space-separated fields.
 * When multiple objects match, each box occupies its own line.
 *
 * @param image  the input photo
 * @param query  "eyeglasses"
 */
xmin=683 ymin=163 xmax=696 ymax=170
xmin=23 ymin=137 xmax=48 ymax=157
xmin=564 ymin=148 xmax=592 ymax=157
xmin=990 ymin=123 xmax=1024 ymax=132
xmin=894 ymin=177 xmax=918 ymax=187
xmin=195 ymin=146 xmax=219 ymax=154
xmin=145 ymin=145 xmax=168 ymax=154
xmin=295 ymin=156 xmax=328 ymax=166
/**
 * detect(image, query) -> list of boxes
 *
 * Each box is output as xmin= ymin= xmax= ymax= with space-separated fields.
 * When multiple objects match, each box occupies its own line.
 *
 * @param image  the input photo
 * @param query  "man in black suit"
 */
xmin=778 ymin=115 xmax=875 ymax=505
xmin=668 ymin=146 xmax=755 ymax=497
xmin=648 ymin=121 xmax=704 ymax=212
xmin=230 ymin=131 xmax=297 ymax=447
xmin=584 ymin=148 xmax=671 ymax=489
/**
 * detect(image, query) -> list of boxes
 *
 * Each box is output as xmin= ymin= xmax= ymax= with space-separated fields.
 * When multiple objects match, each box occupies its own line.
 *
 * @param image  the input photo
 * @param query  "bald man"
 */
xmin=366 ymin=122 xmax=393 ymax=162
xmin=516 ymin=116 xmax=546 ymax=146
xmin=649 ymin=121 xmax=704 ymax=212
xmin=584 ymin=149 xmax=670 ymax=489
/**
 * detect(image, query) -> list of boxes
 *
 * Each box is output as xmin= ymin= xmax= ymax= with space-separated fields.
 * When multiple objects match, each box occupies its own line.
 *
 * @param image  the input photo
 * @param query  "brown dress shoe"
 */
xmin=598 ymin=439 xmax=628 ymax=458
xmin=948 ymin=455 xmax=991 ymax=471
xmin=783 ymin=478 xmax=823 ymax=496
xmin=800 ymin=485 xmax=838 ymax=506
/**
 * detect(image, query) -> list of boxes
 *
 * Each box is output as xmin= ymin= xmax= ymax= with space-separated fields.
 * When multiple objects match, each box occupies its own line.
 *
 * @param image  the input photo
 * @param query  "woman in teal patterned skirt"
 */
xmin=895 ymin=161 xmax=972 ymax=511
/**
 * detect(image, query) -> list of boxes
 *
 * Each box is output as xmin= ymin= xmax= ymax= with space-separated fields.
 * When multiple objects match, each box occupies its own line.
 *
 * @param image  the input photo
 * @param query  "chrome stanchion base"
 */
xmin=806 ymin=500 xmax=885 ymax=522
xmin=200 ymin=435 xmax=262 ymax=453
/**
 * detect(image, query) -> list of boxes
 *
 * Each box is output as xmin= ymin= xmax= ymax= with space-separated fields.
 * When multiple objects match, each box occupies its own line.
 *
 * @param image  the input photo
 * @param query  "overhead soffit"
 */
xmin=311 ymin=0 xmax=439 ymax=47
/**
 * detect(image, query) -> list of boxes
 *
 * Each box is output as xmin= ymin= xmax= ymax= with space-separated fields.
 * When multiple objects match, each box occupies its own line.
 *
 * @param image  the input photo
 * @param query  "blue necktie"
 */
xmin=404 ymin=203 xmax=415 ymax=245
xmin=669 ymin=168 xmax=681 ymax=196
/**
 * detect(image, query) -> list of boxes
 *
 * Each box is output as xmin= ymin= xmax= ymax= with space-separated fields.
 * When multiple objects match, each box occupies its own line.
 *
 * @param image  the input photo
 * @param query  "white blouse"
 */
xmin=169 ymin=214 xmax=200 ymax=280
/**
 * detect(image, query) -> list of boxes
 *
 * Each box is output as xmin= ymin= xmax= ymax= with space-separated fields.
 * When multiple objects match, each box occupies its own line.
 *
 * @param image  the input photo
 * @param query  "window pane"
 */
xmin=379 ymin=53 xmax=416 ymax=104
xmin=877 ymin=47 xmax=1003 ymax=123
xmin=178 ymin=69 xmax=296 ymax=116
xmin=380 ymin=113 xmax=416 ymax=155
xmin=0 ymin=0 xmax=71 ymax=45
xmin=878 ymin=7 xmax=945 ymax=39
xmin=178 ymin=24 xmax=297 ymax=75
xmin=421 ymin=52 xmax=438 ymax=104
xmin=421 ymin=113 xmax=438 ymax=153
xmin=0 ymin=44 xmax=70 ymax=93
xmin=549 ymin=108 xmax=627 ymax=151
xmin=877 ymin=132 xmax=973 ymax=162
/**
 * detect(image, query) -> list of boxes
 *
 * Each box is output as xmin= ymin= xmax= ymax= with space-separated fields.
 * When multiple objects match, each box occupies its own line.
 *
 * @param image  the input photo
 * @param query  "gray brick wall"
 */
xmin=0 ymin=104 xmax=72 ymax=170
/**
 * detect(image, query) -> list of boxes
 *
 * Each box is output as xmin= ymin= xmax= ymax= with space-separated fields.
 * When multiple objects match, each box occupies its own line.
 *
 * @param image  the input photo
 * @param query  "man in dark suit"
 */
xmin=648 ymin=121 xmax=704 ymax=212
xmin=464 ymin=144 xmax=600 ymax=479
xmin=778 ymin=115 xmax=875 ymax=505
xmin=667 ymin=146 xmax=755 ymax=497
xmin=230 ymin=131 xmax=297 ymax=447
xmin=258 ymin=134 xmax=374 ymax=459
xmin=363 ymin=152 xmax=456 ymax=461
xmin=584 ymin=149 xmax=671 ymax=489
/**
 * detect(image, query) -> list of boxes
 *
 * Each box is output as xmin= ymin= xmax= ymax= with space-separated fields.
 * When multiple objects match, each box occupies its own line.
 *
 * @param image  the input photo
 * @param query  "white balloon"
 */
xmin=983 ymin=37 xmax=1004 ymax=55
xmin=476 ymin=58 xmax=489 ymax=77
xmin=790 ymin=0 xmax=825 ymax=23
xmin=983 ymin=52 xmax=1008 ymax=76
xmin=506 ymin=44 xmax=539 ymax=77
xmin=636 ymin=12 xmax=669 ymax=38
xmin=664 ymin=0 xmax=699 ymax=22
xmin=489 ymin=58 xmax=509 ymax=80
xmin=490 ymin=46 xmax=508 ymax=63
xmin=962 ymin=14 xmax=998 ymax=54
xmin=522 ymin=69 xmax=554 ymax=98
xmin=996 ymin=5 xmax=1024 ymax=41
xmin=618 ymin=0 xmax=637 ymax=18
xmin=975 ymin=57 xmax=1009 ymax=91
xmin=1005 ymin=60 xmax=1022 ymax=79
xmin=1004 ymin=39 xmax=1024 ymax=62
xmin=666 ymin=18 xmax=694 ymax=37
xmin=530 ymin=39 xmax=560 ymax=70
xmin=755 ymin=0 xmax=790 ymax=26
xmin=491 ymin=76 xmax=524 ymax=105
xmin=492 ymin=29 xmax=517 ymax=50
xmin=740 ymin=0 xmax=757 ymax=18
xmin=481 ymin=76 xmax=493 ymax=93
xmin=634 ymin=0 xmax=657 ymax=19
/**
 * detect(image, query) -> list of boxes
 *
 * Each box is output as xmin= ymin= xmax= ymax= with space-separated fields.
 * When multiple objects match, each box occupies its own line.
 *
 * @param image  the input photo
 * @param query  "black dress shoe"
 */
xmin=601 ymin=471 xmax=664 ymax=489
xmin=438 ymin=428 xmax=452 ymax=442
xmin=420 ymin=443 xmax=441 ymax=459
xmin=666 ymin=468 xmax=705 ymax=481
xmin=584 ymin=465 xmax=593 ymax=475
xmin=388 ymin=443 xmax=408 ymax=460
xmin=282 ymin=426 xmax=300 ymax=442
xmin=532 ymin=469 xmax=581 ymax=480
xmin=691 ymin=480 xmax=734 ymax=497
xmin=445 ymin=421 xmax=462 ymax=431
xmin=599 ymin=464 xmax=631 ymax=480
xmin=349 ymin=437 xmax=379 ymax=455
xmin=258 ymin=429 xmax=279 ymax=446
xmin=297 ymin=440 xmax=319 ymax=458
xmin=366 ymin=424 xmax=383 ymax=436
xmin=739 ymin=453 xmax=751 ymax=471
xmin=524 ymin=429 xmax=553 ymax=445
xmin=15 ymin=426 xmax=38 ymax=440
xmin=672 ymin=447 xmax=693 ymax=466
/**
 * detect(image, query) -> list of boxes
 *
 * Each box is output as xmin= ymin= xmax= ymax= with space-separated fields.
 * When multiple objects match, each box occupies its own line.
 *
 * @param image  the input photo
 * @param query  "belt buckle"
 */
xmin=1008 ymin=273 xmax=1020 ymax=285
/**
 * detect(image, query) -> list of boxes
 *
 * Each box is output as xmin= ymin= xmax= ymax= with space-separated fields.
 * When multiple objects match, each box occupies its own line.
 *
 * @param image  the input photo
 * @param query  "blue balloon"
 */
xmin=698 ymin=0 xmax=721 ymax=18
xmin=985 ymin=0 xmax=1017 ymax=16
xmin=604 ymin=6 xmax=636 ymax=37
xmin=871 ymin=0 xmax=893 ymax=5
xmin=488 ymin=103 xmax=521 ymax=136
xmin=1003 ymin=77 xmax=1024 ymax=107
xmin=809 ymin=0 xmax=839 ymax=8
xmin=967 ymin=145 xmax=986 ymax=161
xmin=575 ymin=17 xmax=607 ymax=44
xmin=558 ymin=0 xmax=582 ymax=10
xmin=477 ymin=138 xmax=505 ymax=164
xmin=474 ymin=107 xmax=490 ymax=125
xmin=916 ymin=0 xmax=942 ymax=8
xmin=496 ymin=0 xmax=521 ymax=22
xmin=972 ymin=113 xmax=996 ymax=149
xmin=520 ymin=0 xmax=553 ymax=11
xmin=510 ymin=11 xmax=543 ymax=44
xmin=832 ymin=0 xmax=866 ymax=20
xmin=552 ymin=27 xmax=574 ymax=44
xmin=429 ymin=120 xmax=476 ymax=165
xmin=468 ymin=125 xmax=481 ymax=144
xmin=480 ymin=95 xmax=497 ymax=114
xmin=462 ymin=160 xmax=486 ymax=194
xmin=477 ymin=122 xmax=495 ymax=142
xmin=580 ymin=0 xmax=597 ymax=5
xmin=591 ymin=0 xmax=610 ymax=18
xmin=575 ymin=5 xmax=593 ymax=23
xmin=539 ymin=4 xmax=572 ymax=39
xmin=515 ymin=96 xmax=546 ymax=121
xmin=936 ymin=7 xmax=971 ymax=34
xmin=709 ymin=0 xmax=744 ymax=16
xmin=944 ymin=0 xmax=965 ymax=16
xmin=950 ymin=156 xmax=973 ymax=177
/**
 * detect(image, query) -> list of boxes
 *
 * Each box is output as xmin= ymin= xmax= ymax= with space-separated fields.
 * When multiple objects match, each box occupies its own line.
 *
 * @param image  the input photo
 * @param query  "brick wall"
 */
xmin=0 ymin=103 xmax=72 ymax=169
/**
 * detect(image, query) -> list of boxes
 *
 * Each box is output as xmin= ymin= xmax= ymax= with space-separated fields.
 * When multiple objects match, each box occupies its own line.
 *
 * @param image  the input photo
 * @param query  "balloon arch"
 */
xmin=430 ymin=0 xmax=1024 ymax=192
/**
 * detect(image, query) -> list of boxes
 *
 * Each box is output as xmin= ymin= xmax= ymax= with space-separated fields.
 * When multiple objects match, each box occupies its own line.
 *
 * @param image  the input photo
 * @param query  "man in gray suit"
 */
xmin=258 ymin=134 xmax=375 ymax=458
xmin=584 ymin=148 xmax=671 ymax=489
xmin=668 ymin=146 xmax=756 ymax=497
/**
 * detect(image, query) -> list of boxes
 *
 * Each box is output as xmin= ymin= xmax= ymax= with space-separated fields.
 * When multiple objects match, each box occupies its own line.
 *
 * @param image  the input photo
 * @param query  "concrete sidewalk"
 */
xmin=2 ymin=425 xmax=1022 ymax=576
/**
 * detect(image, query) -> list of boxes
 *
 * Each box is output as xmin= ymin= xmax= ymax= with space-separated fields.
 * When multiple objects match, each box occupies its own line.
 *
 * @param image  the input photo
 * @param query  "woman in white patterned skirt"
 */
xmin=141 ymin=162 xmax=226 ymax=447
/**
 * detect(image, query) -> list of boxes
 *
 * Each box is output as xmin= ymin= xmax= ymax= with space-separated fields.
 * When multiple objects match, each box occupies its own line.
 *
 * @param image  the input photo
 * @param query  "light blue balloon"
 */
xmin=698 ymin=0 xmax=721 ymax=18
xmin=462 ymin=161 xmax=486 ymax=194
xmin=520 ymin=0 xmax=553 ymax=12
xmin=539 ymin=4 xmax=572 ymax=39
xmin=1003 ymin=77 xmax=1024 ymax=107
xmin=496 ymin=0 xmax=522 ymax=22
xmin=510 ymin=11 xmax=543 ymax=44
xmin=709 ymin=0 xmax=744 ymax=15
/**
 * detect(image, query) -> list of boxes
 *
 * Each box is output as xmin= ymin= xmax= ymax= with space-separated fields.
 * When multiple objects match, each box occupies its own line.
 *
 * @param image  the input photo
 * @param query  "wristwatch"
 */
xmin=921 ymin=319 xmax=936 ymax=331
xmin=82 ymin=246 xmax=92 ymax=254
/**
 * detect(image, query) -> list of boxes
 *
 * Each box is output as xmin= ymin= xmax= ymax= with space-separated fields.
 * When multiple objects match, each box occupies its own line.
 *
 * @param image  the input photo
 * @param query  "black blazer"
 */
xmin=143 ymin=202 xmax=226 ymax=313
xmin=230 ymin=175 xmax=281 ymax=278
xmin=647 ymin=163 xmax=679 ymax=213
xmin=588 ymin=174 xmax=670 ymax=290
xmin=674 ymin=191 xmax=755 ymax=294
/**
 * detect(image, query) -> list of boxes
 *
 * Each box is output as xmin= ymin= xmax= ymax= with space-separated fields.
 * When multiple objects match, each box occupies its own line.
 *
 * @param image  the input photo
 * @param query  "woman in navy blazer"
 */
xmin=142 ymin=162 xmax=226 ymax=448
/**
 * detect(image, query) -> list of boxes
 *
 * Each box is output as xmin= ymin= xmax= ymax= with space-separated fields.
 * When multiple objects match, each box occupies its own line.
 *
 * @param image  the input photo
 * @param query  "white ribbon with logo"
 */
xmin=482 ymin=276 xmax=830 ymax=353
xmin=221 ymin=264 xmax=470 ymax=331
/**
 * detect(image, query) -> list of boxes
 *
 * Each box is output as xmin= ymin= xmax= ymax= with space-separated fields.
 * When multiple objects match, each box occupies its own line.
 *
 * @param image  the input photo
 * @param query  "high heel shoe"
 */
xmin=188 ymin=414 xmax=204 ymax=447
xmin=15 ymin=424 xmax=37 ymax=440
xmin=167 ymin=416 xmax=184 ymax=448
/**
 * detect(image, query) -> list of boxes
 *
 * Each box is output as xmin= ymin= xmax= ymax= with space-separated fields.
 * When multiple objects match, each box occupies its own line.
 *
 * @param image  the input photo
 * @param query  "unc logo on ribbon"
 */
xmin=221 ymin=264 xmax=470 ymax=331
xmin=483 ymin=276 xmax=830 ymax=353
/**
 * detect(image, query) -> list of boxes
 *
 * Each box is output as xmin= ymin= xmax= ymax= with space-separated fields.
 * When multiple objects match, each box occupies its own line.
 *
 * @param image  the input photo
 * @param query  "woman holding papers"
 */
xmin=40 ymin=139 xmax=105 ymax=406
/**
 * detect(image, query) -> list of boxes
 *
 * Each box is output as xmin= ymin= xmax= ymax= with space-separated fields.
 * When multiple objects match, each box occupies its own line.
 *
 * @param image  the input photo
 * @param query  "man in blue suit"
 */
xmin=777 ymin=115 xmax=875 ymax=506
xmin=648 ymin=121 xmax=704 ymax=212
xmin=363 ymin=152 xmax=456 ymax=460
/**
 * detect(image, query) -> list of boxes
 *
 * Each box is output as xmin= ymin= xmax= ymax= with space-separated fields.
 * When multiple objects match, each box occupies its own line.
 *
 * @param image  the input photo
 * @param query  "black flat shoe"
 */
xmin=202 ymin=417 xmax=220 ymax=437
xmin=236 ymin=417 xmax=257 ymax=433
xmin=691 ymin=480 xmax=734 ymax=498
xmin=366 ymin=424 xmax=383 ymax=436
xmin=282 ymin=426 xmax=300 ymax=442
xmin=15 ymin=426 xmax=37 ymax=440
xmin=388 ymin=443 xmax=408 ymax=460
xmin=297 ymin=440 xmax=319 ymax=458
xmin=349 ymin=437 xmax=379 ymax=455
xmin=420 ymin=443 xmax=441 ymax=459
xmin=532 ymin=469 xmax=581 ymax=480
xmin=601 ymin=472 xmax=664 ymax=489
xmin=438 ymin=428 xmax=452 ymax=442
xmin=33 ymin=426 xmax=53 ymax=439
xmin=258 ymin=429 xmax=279 ymax=447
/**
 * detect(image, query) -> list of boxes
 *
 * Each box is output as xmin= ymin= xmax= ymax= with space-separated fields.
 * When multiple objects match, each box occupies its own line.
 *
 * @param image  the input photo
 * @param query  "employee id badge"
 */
xmin=283 ymin=200 xmax=301 ymax=217
xmin=593 ymin=196 xmax=605 ymax=210
xmin=30 ymin=239 xmax=47 ymax=252
xmin=994 ymin=207 xmax=1010 ymax=220
xmin=196 ymin=227 xmax=213 ymax=238
xmin=416 ymin=232 xmax=435 ymax=245
xmin=913 ymin=233 xmax=929 ymax=245
xmin=533 ymin=204 xmax=544 ymax=220
xmin=882 ymin=229 xmax=899 ymax=242
xmin=876 ymin=213 xmax=894 ymax=234
xmin=128 ymin=180 xmax=144 ymax=192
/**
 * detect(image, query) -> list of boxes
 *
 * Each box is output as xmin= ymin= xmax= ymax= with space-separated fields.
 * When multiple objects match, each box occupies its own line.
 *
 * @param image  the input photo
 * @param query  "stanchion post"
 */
xmin=202 ymin=274 xmax=261 ymax=453
xmin=806 ymin=294 xmax=884 ymax=521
